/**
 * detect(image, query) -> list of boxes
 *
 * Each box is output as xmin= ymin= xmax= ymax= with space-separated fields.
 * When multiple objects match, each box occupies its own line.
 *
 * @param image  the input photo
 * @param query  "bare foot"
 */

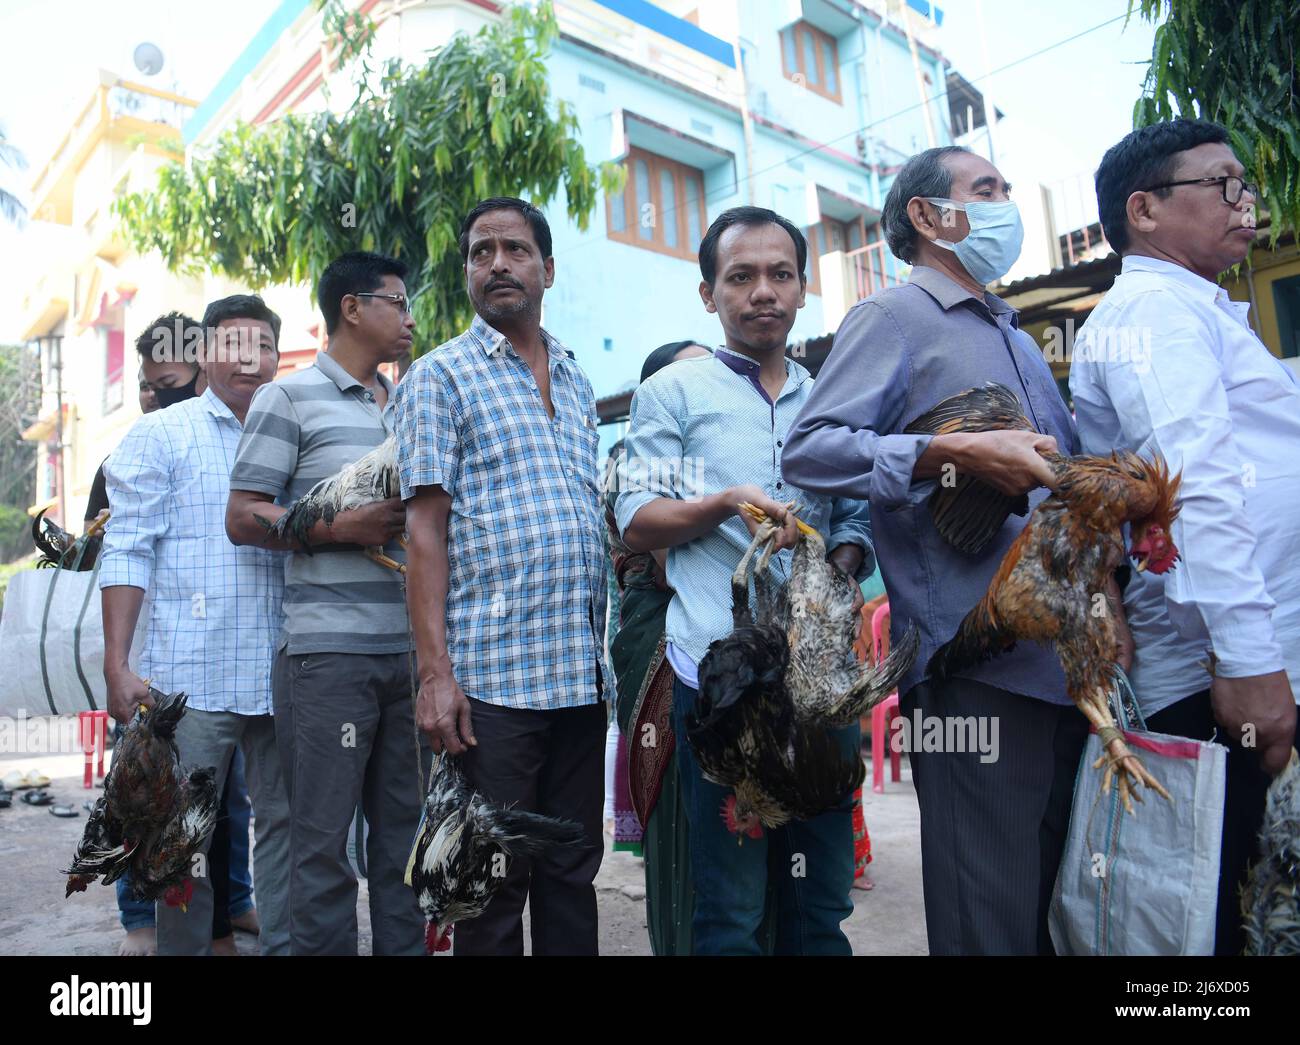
xmin=211 ymin=934 xmax=239 ymax=956
xmin=118 ymin=927 xmax=156 ymax=956
xmin=852 ymin=874 xmax=875 ymax=892
xmin=230 ymin=908 xmax=260 ymax=935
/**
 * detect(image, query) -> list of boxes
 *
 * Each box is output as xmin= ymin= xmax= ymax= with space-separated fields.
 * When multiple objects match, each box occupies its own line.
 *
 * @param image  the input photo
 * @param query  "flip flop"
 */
xmin=20 ymin=789 xmax=53 ymax=807
xmin=50 ymin=804 xmax=78 ymax=818
xmin=0 ymin=789 xmax=11 ymax=809
xmin=23 ymin=771 xmax=52 ymax=788
xmin=1 ymin=771 xmax=23 ymax=790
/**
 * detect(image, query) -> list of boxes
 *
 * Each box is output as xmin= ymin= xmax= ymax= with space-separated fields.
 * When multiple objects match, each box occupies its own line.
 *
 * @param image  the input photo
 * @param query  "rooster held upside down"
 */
xmin=687 ymin=507 xmax=917 ymax=836
xmin=911 ymin=383 xmax=1182 ymax=813
xmin=64 ymin=689 xmax=218 ymax=908
xmin=407 ymin=754 xmax=588 ymax=953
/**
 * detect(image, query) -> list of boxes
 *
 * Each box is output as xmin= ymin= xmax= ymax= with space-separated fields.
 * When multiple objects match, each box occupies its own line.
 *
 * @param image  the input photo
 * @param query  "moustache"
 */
xmin=485 ymin=279 xmax=525 ymax=292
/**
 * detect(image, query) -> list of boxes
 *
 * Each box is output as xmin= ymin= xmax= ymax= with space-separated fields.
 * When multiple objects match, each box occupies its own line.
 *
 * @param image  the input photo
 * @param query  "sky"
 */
xmin=0 ymin=0 xmax=1160 ymax=342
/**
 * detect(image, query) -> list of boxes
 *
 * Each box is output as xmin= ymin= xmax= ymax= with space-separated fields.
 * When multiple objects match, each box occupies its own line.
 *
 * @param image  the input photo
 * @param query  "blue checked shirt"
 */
xmin=394 ymin=315 xmax=606 ymax=711
xmin=614 ymin=347 xmax=875 ymax=680
xmin=98 ymin=389 xmax=284 ymax=715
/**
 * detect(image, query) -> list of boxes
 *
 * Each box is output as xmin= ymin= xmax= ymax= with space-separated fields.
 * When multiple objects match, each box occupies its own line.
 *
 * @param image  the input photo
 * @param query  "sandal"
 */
xmin=50 ymin=804 xmax=78 ymax=818
xmin=23 ymin=771 xmax=52 ymax=788
xmin=20 ymin=789 xmax=54 ymax=807
xmin=0 ymin=788 xmax=11 ymax=809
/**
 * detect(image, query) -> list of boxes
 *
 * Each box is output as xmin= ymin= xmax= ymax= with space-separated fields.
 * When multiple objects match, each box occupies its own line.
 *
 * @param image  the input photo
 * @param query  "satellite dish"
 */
xmin=133 ymin=42 xmax=164 ymax=76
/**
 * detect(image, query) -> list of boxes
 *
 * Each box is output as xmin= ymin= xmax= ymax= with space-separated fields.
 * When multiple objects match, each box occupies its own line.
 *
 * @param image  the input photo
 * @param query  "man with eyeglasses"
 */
xmin=227 ymin=251 xmax=427 ymax=955
xmin=1071 ymin=119 xmax=1299 ymax=955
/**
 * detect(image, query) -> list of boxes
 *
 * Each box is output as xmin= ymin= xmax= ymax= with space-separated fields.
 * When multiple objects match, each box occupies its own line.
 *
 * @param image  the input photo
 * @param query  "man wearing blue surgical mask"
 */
xmin=783 ymin=146 xmax=1093 ymax=955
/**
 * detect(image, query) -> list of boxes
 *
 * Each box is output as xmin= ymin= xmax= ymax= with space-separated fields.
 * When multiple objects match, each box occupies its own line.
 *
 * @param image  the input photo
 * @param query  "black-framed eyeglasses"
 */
xmin=1140 ymin=175 xmax=1258 ymax=205
xmin=355 ymin=292 xmax=411 ymax=314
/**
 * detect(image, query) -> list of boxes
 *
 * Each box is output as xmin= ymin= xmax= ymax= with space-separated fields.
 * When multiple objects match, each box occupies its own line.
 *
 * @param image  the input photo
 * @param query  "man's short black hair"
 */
xmin=1095 ymin=119 xmax=1231 ymax=253
xmin=134 ymin=311 xmax=203 ymax=366
xmin=202 ymin=294 xmax=282 ymax=347
xmin=317 ymin=251 xmax=409 ymax=334
xmin=697 ymin=206 xmax=807 ymax=287
xmin=458 ymin=197 xmax=552 ymax=260
xmin=881 ymin=146 xmax=968 ymax=264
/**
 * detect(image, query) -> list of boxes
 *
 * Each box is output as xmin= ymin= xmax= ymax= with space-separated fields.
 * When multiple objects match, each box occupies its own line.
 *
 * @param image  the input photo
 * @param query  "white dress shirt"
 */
xmin=1070 ymin=254 xmax=1300 ymax=715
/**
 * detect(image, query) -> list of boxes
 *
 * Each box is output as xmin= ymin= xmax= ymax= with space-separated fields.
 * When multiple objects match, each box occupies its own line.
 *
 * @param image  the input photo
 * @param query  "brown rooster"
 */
xmin=912 ymin=384 xmax=1181 ymax=813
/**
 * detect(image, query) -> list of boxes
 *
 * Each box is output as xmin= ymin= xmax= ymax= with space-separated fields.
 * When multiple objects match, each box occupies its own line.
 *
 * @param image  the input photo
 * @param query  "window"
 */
xmin=780 ymin=22 xmax=842 ymax=104
xmin=607 ymin=147 xmax=708 ymax=260
xmin=804 ymin=216 xmax=868 ymax=295
xmin=1273 ymin=273 xmax=1300 ymax=358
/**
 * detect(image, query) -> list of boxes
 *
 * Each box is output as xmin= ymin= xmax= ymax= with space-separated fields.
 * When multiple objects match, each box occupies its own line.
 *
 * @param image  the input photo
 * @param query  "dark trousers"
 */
xmin=452 ymin=697 xmax=606 ymax=956
xmin=272 ymin=649 xmax=430 ymax=956
xmin=901 ymin=676 xmax=1088 ymax=955
xmin=1146 ymin=688 xmax=1298 ymax=956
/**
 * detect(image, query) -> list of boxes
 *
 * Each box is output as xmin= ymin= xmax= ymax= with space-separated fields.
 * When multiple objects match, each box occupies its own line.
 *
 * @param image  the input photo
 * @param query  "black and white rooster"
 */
xmin=258 ymin=435 xmax=399 ymax=550
xmin=407 ymin=754 xmax=588 ymax=953
xmin=1242 ymin=750 xmax=1300 ymax=956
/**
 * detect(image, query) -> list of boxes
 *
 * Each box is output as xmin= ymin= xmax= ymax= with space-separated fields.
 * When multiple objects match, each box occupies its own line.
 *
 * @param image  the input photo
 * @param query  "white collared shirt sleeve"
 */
xmin=99 ymin=414 xmax=170 ymax=593
xmin=1081 ymin=289 xmax=1282 ymax=679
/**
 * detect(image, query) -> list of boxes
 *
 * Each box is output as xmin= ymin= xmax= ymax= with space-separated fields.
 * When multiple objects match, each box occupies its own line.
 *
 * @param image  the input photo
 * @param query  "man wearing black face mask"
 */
xmin=84 ymin=313 xmax=207 ymax=532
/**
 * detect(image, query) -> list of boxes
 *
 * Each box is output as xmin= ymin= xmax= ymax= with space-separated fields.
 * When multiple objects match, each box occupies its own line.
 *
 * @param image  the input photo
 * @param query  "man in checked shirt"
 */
xmin=396 ymin=197 xmax=607 ymax=956
xmin=100 ymin=294 xmax=290 ymax=956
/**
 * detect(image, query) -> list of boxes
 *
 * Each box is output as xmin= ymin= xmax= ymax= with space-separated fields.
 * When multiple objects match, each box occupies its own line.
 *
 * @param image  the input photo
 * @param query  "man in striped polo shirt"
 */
xmin=226 ymin=251 xmax=424 ymax=955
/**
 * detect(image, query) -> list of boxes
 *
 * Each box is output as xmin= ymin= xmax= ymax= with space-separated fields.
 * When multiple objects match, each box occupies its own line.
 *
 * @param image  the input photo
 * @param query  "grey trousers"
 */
xmin=900 ymin=676 xmax=1087 ymax=956
xmin=272 ymin=649 xmax=429 ymax=956
xmin=156 ymin=708 xmax=291 ymax=956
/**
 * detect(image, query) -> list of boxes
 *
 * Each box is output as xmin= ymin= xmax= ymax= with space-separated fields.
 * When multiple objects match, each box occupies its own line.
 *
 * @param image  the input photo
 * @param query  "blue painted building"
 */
xmin=183 ymin=0 xmax=957 ymax=430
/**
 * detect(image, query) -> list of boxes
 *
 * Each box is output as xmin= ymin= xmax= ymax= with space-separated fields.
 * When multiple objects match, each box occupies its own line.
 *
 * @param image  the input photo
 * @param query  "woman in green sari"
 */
xmin=606 ymin=340 xmax=711 ymax=955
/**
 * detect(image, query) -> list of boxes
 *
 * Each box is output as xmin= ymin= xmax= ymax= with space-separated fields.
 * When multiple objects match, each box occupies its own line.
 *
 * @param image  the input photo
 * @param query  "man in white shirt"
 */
xmin=1070 ymin=118 xmax=1299 ymax=954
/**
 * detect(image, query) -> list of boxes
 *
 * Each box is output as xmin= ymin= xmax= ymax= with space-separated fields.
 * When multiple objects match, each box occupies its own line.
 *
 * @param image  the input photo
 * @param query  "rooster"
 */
xmin=258 ymin=436 xmax=398 ymax=551
xmin=407 ymin=754 xmax=588 ymax=954
xmin=1242 ymin=751 xmax=1300 ymax=956
xmin=64 ymin=689 xmax=218 ymax=907
xmin=33 ymin=506 xmax=105 ymax=570
xmin=913 ymin=384 xmax=1181 ymax=813
xmin=688 ymin=512 xmax=916 ymax=836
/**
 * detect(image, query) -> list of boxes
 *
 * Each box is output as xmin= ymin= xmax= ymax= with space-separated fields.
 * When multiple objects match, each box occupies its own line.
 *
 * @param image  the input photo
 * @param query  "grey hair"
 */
xmin=882 ymin=146 xmax=969 ymax=263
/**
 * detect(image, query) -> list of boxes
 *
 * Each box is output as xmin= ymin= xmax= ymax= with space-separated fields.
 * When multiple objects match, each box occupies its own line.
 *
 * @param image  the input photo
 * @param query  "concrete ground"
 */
xmin=0 ymin=718 xmax=926 ymax=956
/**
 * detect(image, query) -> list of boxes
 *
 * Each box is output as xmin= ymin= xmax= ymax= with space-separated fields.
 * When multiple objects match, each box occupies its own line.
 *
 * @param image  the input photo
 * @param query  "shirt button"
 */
xmin=776 ymin=439 xmax=783 ymax=447
xmin=775 ymin=481 xmax=783 ymax=490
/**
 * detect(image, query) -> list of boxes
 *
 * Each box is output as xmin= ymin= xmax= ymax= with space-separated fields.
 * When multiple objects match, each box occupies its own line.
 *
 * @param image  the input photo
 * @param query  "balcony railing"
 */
xmin=847 ymin=241 xmax=903 ymax=299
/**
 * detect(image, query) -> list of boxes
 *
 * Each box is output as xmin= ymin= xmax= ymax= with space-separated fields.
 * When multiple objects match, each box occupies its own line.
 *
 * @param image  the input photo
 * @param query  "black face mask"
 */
xmin=153 ymin=374 xmax=199 ymax=409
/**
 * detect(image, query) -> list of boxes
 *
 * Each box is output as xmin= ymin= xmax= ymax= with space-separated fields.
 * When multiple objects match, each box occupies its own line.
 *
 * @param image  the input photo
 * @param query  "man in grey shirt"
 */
xmin=226 ymin=251 xmax=425 ymax=955
xmin=782 ymin=146 xmax=1086 ymax=955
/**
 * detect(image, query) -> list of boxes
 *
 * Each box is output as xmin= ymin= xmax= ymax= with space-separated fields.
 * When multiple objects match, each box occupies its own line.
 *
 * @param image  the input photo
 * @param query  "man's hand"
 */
xmin=936 ymin=430 xmax=1059 ymax=496
xmin=417 ymin=672 xmax=477 ymax=755
xmin=1210 ymin=670 xmax=1297 ymax=775
xmin=1105 ymin=575 xmax=1135 ymax=673
xmin=727 ymin=484 xmax=799 ymax=552
xmin=105 ymin=667 xmax=152 ymax=726
xmin=326 ymin=498 xmax=406 ymax=547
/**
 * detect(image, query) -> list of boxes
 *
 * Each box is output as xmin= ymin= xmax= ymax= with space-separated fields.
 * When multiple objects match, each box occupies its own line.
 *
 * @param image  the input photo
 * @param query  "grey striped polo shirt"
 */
xmin=230 ymin=351 xmax=409 ymax=655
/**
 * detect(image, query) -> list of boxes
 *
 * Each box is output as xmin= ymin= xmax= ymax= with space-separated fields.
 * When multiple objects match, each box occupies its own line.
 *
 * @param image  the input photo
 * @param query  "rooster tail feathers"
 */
xmin=869 ymin=624 xmax=920 ymax=698
xmin=482 ymin=808 xmax=588 ymax=855
xmin=927 ymin=599 xmax=1009 ymax=682
xmin=143 ymin=688 xmax=189 ymax=739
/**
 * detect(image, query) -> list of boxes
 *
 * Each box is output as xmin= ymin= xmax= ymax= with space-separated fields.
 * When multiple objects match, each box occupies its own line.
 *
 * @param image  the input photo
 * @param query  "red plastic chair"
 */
xmin=870 ymin=603 xmax=901 ymax=793
xmin=78 ymin=710 xmax=108 ymax=788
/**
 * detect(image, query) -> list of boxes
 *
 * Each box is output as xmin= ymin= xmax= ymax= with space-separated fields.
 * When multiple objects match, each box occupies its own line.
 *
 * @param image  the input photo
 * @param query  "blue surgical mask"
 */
xmin=923 ymin=198 xmax=1024 ymax=285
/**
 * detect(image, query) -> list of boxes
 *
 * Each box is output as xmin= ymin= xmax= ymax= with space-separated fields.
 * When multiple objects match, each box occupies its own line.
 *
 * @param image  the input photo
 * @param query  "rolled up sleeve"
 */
xmin=99 ymin=416 xmax=169 ymax=592
xmin=1091 ymin=295 xmax=1282 ymax=678
xmin=615 ymin=380 xmax=684 ymax=538
xmin=827 ymin=496 xmax=875 ymax=581
xmin=782 ymin=299 xmax=932 ymax=508
xmin=395 ymin=360 xmax=462 ymax=501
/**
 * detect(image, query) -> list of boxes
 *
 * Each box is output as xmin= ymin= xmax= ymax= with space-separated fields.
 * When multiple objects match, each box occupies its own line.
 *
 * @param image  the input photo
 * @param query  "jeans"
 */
xmin=672 ymin=677 xmax=857 ymax=955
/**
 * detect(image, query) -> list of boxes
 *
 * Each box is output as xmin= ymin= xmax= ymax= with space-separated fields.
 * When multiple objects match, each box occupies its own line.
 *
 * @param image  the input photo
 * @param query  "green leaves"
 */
xmin=113 ymin=1 xmax=603 ymax=354
xmin=1131 ymin=0 xmax=1300 ymax=242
